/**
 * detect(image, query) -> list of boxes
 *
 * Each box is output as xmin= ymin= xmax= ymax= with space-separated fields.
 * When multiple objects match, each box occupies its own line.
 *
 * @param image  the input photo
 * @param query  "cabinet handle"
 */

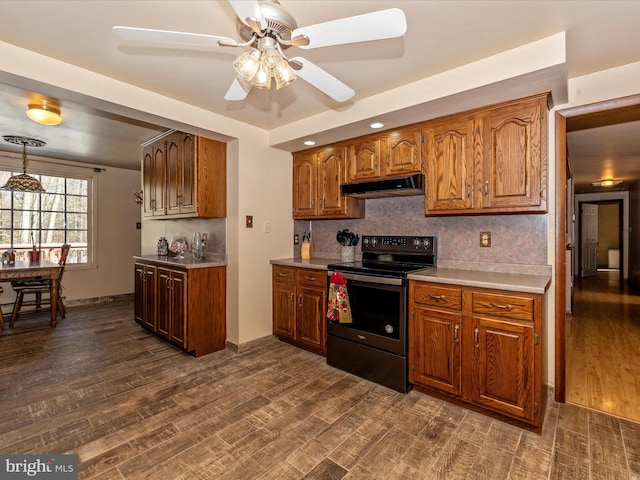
xmin=484 ymin=181 xmax=489 ymax=198
xmin=454 ymin=324 xmax=459 ymax=343
xmin=490 ymin=302 xmax=513 ymax=311
xmin=466 ymin=183 xmax=471 ymax=200
xmin=304 ymin=276 xmax=316 ymax=281
xmin=278 ymin=272 xmax=289 ymax=278
xmin=290 ymin=292 xmax=294 ymax=303
xmin=474 ymin=327 xmax=479 ymax=347
xmin=428 ymin=294 xmax=446 ymax=301
xmin=298 ymin=295 xmax=302 ymax=307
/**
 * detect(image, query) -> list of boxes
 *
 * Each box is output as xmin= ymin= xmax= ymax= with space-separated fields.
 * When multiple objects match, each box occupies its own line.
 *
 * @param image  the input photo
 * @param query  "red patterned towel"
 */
xmin=327 ymin=271 xmax=352 ymax=324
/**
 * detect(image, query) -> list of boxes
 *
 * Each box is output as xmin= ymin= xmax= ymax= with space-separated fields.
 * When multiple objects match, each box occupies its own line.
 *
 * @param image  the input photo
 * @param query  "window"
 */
xmin=0 ymin=169 xmax=91 ymax=264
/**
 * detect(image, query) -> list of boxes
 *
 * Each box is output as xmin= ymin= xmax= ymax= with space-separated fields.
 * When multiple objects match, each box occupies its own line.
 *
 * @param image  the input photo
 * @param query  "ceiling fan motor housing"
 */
xmin=236 ymin=0 xmax=297 ymax=46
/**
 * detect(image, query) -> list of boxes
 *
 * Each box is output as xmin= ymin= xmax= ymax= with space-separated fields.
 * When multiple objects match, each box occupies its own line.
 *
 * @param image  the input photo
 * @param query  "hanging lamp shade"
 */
xmin=1 ymin=136 xmax=46 ymax=192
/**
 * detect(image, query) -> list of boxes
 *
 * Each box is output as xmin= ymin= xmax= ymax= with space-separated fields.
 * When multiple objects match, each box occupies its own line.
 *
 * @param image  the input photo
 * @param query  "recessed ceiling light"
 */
xmin=369 ymin=122 xmax=384 ymax=129
xmin=591 ymin=180 xmax=622 ymax=187
xmin=303 ymin=140 xmax=316 ymax=146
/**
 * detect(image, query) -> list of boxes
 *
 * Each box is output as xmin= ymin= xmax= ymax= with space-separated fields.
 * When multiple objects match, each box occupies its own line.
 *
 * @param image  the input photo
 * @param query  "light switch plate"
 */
xmin=246 ymin=215 xmax=253 ymax=228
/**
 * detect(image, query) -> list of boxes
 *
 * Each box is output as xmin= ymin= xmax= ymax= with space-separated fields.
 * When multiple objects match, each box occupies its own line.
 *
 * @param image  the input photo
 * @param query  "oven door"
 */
xmin=327 ymin=271 xmax=407 ymax=355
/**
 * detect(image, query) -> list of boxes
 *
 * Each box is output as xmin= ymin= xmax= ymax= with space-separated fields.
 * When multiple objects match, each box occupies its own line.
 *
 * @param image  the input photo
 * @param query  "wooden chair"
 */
xmin=10 ymin=244 xmax=70 ymax=327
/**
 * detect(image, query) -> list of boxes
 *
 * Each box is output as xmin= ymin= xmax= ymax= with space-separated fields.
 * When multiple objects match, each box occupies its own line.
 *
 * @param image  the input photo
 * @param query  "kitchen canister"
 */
xmin=341 ymin=245 xmax=355 ymax=262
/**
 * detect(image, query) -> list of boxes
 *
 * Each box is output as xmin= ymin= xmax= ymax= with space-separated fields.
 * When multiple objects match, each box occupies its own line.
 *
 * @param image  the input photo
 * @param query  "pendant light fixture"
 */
xmin=1 ymin=136 xmax=46 ymax=192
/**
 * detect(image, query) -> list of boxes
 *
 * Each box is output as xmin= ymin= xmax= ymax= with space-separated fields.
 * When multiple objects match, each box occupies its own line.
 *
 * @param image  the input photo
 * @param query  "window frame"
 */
xmin=0 ymin=154 xmax=96 ymax=268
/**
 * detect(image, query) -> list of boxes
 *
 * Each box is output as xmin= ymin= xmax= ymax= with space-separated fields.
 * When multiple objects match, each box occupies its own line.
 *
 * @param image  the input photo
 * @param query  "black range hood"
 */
xmin=340 ymin=173 xmax=424 ymax=199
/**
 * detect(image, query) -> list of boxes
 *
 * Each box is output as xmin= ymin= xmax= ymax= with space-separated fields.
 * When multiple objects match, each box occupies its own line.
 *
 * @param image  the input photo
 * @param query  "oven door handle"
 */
xmin=327 ymin=270 xmax=403 ymax=286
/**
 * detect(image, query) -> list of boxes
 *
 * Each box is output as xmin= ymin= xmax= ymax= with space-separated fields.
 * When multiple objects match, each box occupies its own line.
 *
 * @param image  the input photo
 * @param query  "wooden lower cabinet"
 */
xmin=134 ymin=260 xmax=226 ymax=357
xmin=409 ymin=281 xmax=543 ymax=427
xmin=272 ymin=265 xmax=327 ymax=355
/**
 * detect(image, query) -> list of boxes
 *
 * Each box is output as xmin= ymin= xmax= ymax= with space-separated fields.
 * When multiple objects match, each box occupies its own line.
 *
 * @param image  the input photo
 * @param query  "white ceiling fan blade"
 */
xmin=113 ymin=26 xmax=236 ymax=48
xmin=293 ymin=8 xmax=406 ymax=49
xmin=290 ymin=57 xmax=355 ymax=103
xmin=228 ymin=0 xmax=268 ymax=31
xmin=224 ymin=78 xmax=252 ymax=101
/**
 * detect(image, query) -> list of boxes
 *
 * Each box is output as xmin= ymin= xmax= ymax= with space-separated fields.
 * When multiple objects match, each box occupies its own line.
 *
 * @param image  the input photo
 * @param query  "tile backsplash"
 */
xmin=294 ymin=195 xmax=549 ymax=274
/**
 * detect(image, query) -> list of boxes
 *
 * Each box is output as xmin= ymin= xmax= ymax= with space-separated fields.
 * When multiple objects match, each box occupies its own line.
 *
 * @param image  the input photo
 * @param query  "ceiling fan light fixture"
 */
xmin=233 ymin=48 xmax=262 ymax=81
xmin=26 ymin=102 xmax=62 ymax=126
xmin=252 ymin=62 xmax=272 ymax=90
xmin=273 ymin=58 xmax=297 ymax=89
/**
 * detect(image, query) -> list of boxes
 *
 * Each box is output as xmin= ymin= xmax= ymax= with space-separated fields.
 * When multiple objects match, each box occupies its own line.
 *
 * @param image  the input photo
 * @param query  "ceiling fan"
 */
xmin=113 ymin=0 xmax=407 ymax=103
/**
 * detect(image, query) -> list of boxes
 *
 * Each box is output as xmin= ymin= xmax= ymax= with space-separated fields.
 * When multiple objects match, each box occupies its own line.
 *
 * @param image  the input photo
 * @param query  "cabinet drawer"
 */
xmin=413 ymin=283 xmax=462 ymax=310
xmin=296 ymin=268 xmax=326 ymax=287
xmin=472 ymin=291 xmax=534 ymax=321
xmin=273 ymin=266 xmax=296 ymax=284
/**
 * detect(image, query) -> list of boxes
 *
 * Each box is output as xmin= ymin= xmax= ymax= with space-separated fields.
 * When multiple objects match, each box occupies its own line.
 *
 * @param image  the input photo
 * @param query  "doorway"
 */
xmin=555 ymin=94 xmax=640 ymax=407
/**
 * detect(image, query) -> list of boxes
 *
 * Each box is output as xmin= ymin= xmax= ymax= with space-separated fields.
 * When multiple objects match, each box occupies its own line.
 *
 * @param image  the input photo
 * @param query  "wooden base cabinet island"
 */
xmin=134 ymin=257 xmax=226 ymax=357
xmin=409 ymin=279 xmax=545 ymax=429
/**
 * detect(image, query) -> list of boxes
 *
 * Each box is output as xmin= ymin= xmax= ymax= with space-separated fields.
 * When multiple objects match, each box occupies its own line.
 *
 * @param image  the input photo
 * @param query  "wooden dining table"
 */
xmin=0 ymin=259 xmax=61 ymax=329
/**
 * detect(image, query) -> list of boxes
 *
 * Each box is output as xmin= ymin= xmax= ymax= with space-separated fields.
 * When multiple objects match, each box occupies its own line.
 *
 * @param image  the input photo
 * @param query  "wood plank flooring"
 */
xmin=566 ymin=270 xmax=640 ymax=422
xmin=1 ymin=300 xmax=639 ymax=479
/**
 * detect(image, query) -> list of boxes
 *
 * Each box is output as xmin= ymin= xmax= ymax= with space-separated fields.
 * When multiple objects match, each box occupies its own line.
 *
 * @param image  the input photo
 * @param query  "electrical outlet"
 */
xmin=246 ymin=215 xmax=253 ymax=228
xmin=294 ymin=234 xmax=299 ymax=245
xmin=480 ymin=232 xmax=491 ymax=247
xmin=264 ymin=221 xmax=271 ymax=234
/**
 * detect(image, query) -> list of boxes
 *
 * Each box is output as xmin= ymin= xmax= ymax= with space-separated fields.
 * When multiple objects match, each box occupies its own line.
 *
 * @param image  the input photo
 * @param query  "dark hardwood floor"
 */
xmin=1 ymin=300 xmax=639 ymax=479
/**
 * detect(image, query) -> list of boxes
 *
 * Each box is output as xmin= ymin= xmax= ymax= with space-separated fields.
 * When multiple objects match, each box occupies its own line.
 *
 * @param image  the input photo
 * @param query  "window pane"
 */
xmin=42 ymin=230 xmax=66 ymax=245
xmin=0 ymin=230 xmax=10 ymax=244
xmin=41 ymin=176 xmax=65 ymax=193
xmin=12 ymin=192 xmax=40 ymax=210
xmin=67 ymin=213 xmax=87 ymax=230
xmin=41 ymin=211 xmax=65 ymax=229
xmin=67 ymin=195 xmax=87 ymax=212
xmin=0 ymin=190 xmax=12 ymax=209
xmin=67 ymin=179 xmax=87 ymax=195
xmin=13 ymin=212 xmax=40 ymax=230
xmin=67 ymin=230 xmax=87 ymax=244
xmin=41 ymin=193 xmax=66 ymax=212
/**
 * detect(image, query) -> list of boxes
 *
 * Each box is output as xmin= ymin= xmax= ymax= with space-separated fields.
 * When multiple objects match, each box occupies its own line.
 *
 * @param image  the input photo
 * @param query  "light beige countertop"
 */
xmin=134 ymin=253 xmax=227 ymax=269
xmin=408 ymin=267 xmax=551 ymax=294
xmin=270 ymin=258 xmax=551 ymax=294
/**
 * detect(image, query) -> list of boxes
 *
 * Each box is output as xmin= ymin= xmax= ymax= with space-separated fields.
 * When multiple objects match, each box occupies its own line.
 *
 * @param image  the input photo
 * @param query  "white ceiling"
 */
xmin=1 ymin=0 xmax=640 ymax=193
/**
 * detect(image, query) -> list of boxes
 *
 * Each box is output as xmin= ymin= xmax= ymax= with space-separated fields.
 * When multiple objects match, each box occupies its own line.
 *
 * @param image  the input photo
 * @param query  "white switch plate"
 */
xmin=264 ymin=221 xmax=271 ymax=233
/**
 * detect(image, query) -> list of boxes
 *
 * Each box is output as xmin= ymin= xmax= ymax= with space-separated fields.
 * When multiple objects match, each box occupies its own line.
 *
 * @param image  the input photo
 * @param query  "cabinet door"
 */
xmin=296 ymin=285 xmax=326 ymax=353
xmin=471 ymin=315 xmax=535 ymax=421
xmin=156 ymin=269 xmax=172 ymax=339
xmin=273 ymin=281 xmax=296 ymax=340
xmin=134 ymin=264 xmax=145 ymax=324
xmin=347 ymin=138 xmax=382 ymax=181
xmin=166 ymin=133 xmax=196 ymax=215
xmin=424 ymin=117 xmax=478 ymax=213
xmin=410 ymin=307 xmax=461 ymax=395
xmin=383 ymin=128 xmax=422 ymax=176
xmin=133 ymin=264 xmax=156 ymax=330
xmin=292 ymin=151 xmax=317 ymax=218
xmin=151 ymin=142 xmax=166 ymax=215
xmin=482 ymin=96 xmax=546 ymax=211
xmin=141 ymin=145 xmax=155 ymax=217
xmin=317 ymin=146 xmax=348 ymax=216
xmin=169 ymin=270 xmax=187 ymax=347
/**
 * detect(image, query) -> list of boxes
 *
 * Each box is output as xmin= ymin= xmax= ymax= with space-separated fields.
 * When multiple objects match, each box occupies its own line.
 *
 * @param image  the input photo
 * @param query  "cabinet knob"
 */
xmin=474 ymin=327 xmax=479 ymax=347
xmin=454 ymin=324 xmax=459 ymax=343
xmin=484 ymin=181 xmax=489 ymax=198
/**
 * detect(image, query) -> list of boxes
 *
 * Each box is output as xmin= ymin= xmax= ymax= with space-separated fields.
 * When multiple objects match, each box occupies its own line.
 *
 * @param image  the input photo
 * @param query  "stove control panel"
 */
xmin=362 ymin=235 xmax=436 ymax=254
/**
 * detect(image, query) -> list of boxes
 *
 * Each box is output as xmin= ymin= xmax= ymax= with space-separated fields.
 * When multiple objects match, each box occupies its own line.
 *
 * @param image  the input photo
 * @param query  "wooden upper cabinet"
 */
xmin=141 ymin=132 xmax=226 ymax=219
xmin=292 ymin=148 xmax=364 ymax=219
xmin=423 ymin=116 xmax=477 ymax=213
xmin=166 ymin=132 xmax=195 ymax=216
xmin=347 ymin=138 xmax=382 ymax=181
xmin=482 ymin=94 xmax=547 ymax=211
xmin=382 ymin=128 xmax=422 ymax=176
xmin=318 ymin=146 xmax=348 ymax=216
xmin=292 ymin=151 xmax=317 ymax=218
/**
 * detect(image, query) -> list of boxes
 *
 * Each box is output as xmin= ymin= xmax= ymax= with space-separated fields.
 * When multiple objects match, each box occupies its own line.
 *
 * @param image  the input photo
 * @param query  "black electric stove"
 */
xmin=326 ymin=235 xmax=436 ymax=393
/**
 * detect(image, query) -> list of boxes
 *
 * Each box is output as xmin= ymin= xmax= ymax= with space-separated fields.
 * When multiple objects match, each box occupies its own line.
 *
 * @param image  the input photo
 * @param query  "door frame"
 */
xmin=554 ymin=93 xmax=640 ymax=402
